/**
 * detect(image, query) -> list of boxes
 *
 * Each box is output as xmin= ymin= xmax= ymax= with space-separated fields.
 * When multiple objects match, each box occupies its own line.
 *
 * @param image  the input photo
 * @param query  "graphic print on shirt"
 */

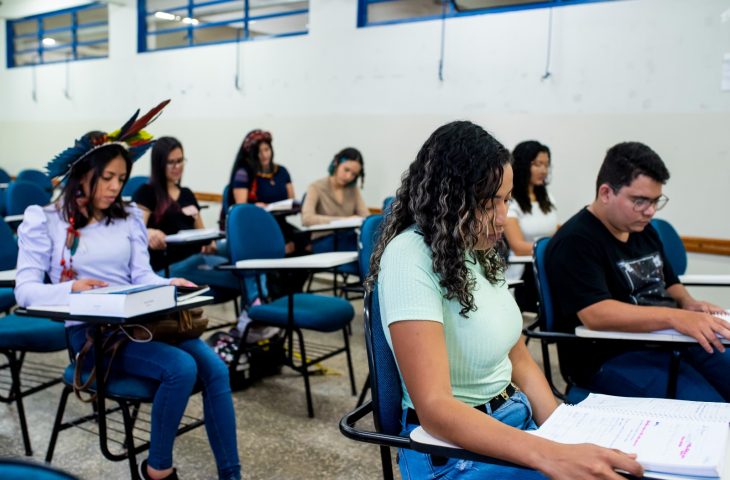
xmin=616 ymin=252 xmax=676 ymax=307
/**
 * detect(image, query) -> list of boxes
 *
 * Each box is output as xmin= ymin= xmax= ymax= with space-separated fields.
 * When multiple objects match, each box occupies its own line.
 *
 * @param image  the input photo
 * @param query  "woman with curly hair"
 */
xmin=367 ymin=121 xmax=642 ymax=480
xmin=504 ymin=140 xmax=558 ymax=312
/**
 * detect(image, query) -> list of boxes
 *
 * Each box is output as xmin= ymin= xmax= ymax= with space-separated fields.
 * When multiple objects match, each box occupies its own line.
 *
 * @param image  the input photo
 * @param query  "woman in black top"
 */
xmin=133 ymin=137 xmax=238 ymax=291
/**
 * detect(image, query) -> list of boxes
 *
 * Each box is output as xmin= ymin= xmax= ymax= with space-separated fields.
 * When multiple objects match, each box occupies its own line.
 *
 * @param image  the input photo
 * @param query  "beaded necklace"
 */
xmin=60 ymin=216 xmax=80 ymax=281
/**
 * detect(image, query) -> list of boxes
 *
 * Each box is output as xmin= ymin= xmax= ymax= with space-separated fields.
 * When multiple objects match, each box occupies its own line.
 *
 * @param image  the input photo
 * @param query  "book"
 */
xmin=176 ymin=285 xmax=211 ymax=302
xmin=165 ymin=228 xmax=221 ymax=243
xmin=70 ymin=284 xmax=176 ymax=317
xmin=264 ymin=198 xmax=299 ymax=212
xmin=532 ymin=393 xmax=730 ymax=478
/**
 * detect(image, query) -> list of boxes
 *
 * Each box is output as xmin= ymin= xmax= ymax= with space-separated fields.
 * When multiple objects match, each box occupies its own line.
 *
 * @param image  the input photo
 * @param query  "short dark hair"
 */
xmin=595 ymin=142 xmax=670 ymax=195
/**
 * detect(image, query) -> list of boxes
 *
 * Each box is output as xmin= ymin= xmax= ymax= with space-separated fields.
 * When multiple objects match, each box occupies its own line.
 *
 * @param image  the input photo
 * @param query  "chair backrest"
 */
xmin=0 ymin=458 xmax=78 ymax=480
xmin=0 ymin=218 xmax=18 ymax=270
xmin=0 ymin=168 xmax=11 ymax=184
xmin=382 ymin=196 xmax=395 ymax=215
xmin=358 ymin=214 xmax=384 ymax=278
xmin=226 ymin=204 xmax=285 ymax=262
xmin=533 ymin=236 xmax=555 ymax=332
xmin=122 ymin=175 xmax=149 ymax=198
xmin=651 ymin=218 xmax=687 ymax=276
xmin=5 ymin=180 xmax=51 ymax=216
xmin=364 ymin=288 xmax=404 ymax=436
xmin=16 ymin=169 xmax=53 ymax=193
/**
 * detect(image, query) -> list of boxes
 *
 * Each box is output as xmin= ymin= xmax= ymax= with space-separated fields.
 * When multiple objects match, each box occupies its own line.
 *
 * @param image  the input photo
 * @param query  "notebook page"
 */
xmin=533 ymin=404 xmax=728 ymax=477
xmin=578 ymin=394 xmax=730 ymax=423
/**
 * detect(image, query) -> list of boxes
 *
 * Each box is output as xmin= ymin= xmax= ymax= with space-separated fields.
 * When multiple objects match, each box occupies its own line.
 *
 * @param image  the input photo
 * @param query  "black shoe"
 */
xmin=139 ymin=459 xmax=179 ymax=480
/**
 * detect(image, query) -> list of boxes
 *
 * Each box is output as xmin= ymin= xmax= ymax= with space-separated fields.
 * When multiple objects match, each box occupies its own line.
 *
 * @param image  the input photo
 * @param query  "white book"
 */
xmin=264 ymin=199 xmax=296 ymax=212
xmin=69 ymin=284 xmax=176 ymax=317
xmin=165 ymin=228 xmax=220 ymax=243
xmin=532 ymin=394 xmax=730 ymax=478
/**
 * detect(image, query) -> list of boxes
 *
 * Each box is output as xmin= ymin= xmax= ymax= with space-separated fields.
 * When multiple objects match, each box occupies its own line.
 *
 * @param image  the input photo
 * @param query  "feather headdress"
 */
xmin=46 ymin=99 xmax=171 ymax=179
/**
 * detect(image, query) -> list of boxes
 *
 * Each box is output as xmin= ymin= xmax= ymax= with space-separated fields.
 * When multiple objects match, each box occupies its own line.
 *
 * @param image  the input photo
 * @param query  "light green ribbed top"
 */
xmin=378 ymin=226 xmax=521 ymax=411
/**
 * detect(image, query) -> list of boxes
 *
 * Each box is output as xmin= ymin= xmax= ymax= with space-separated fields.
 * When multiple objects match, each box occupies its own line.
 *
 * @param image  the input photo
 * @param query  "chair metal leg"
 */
xmin=46 ymin=384 xmax=72 ymax=463
xmin=356 ymin=373 xmax=370 ymax=407
xmin=379 ymin=445 xmax=395 ymax=480
xmin=296 ymin=329 xmax=315 ymax=418
xmin=119 ymin=400 xmax=142 ymax=480
xmin=7 ymin=351 xmax=32 ymax=456
xmin=342 ymin=328 xmax=357 ymax=395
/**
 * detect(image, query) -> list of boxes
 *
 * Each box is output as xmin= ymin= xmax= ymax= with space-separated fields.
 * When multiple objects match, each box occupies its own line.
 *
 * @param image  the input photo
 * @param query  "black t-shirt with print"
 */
xmin=544 ymin=207 xmax=679 ymax=383
xmin=133 ymin=184 xmax=202 ymax=271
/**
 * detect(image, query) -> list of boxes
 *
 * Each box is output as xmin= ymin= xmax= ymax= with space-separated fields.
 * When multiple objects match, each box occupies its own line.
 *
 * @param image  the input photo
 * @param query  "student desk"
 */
xmin=161 ymin=229 xmax=225 ymax=277
xmin=0 ymin=269 xmax=16 ymax=288
xmin=679 ymin=274 xmax=730 ymax=287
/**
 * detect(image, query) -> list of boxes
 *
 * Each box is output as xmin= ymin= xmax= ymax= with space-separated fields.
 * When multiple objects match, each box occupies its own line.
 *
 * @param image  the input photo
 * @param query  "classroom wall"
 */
xmin=1 ymin=0 xmax=729 ymax=247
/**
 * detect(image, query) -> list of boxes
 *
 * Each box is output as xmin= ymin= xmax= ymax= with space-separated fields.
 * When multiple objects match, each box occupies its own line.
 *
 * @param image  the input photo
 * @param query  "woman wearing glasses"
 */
xmin=503 ymin=140 xmax=558 ymax=313
xmin=134 ymin=137 xmax=238 ymax=291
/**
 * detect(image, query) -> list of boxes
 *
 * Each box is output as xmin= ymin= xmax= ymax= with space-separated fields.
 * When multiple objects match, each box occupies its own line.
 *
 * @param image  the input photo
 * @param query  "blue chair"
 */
xmin=0 ymin=168 xmax=11 ymax=184
xmin=122 ymin=175 xmax=149 ymax=199
xmin=340 ymin=286 xmax=528 ymax=479
xmin=226 ymin=204 xmax=356 ymax=417
xmin=0 ymin=458 xmax=78 ymax=479
xmin=16 ymin=169 xmax=53 ymax=194
xmin=5 ymin=180 xmax=51 ymax=217
xmin=382 ymin=196 xmax=394 ymax=215
xmin=651 ymin=219 xmax=687 ymax=276
xmin=0 ymin=218 xmax=17 ymax=312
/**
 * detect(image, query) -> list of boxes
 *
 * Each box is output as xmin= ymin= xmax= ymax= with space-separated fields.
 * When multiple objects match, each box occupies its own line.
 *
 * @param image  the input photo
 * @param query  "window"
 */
xmin=139 ymin=0 xmax=309 ymax=52
xmin=7 ymin=3 xmax=109 ymax=68
xmin=358 ymin=0 xmax=617 ymax=27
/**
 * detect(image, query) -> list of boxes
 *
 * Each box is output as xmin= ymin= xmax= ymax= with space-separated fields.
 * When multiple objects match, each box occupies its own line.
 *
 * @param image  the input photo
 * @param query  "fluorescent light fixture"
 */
xmin=42 ymin=37 xmax=56 ymax=46
xmin=181 ymin=17 xmax=199 ymax=25
xmin=154 ymin=11 xmax=176 ymax=21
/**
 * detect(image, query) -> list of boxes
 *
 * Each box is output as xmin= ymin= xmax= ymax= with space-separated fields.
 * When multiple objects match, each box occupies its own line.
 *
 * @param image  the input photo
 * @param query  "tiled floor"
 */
xmin=0 ymin=298 xmax=563 ymax=479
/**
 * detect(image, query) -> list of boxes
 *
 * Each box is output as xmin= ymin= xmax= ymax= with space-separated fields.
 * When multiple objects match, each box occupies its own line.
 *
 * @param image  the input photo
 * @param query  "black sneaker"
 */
xmin=139 ymin=459 xmax=179 ymax=480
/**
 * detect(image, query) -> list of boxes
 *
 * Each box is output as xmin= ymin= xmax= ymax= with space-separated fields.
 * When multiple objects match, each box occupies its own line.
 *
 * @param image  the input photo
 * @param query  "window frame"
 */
xmin=6 ymin=2 xmax=109 ymax=68
xmin=357 ymin=0 xmax=619 ymax=28
xmin=138 ymin=0 xmax=309 ymax=53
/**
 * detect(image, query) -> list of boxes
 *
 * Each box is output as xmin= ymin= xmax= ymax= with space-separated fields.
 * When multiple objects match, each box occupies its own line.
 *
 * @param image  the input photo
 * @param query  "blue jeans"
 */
xmin=68 ymin=326 xmax=241 ymax=480
xmin=398 ymin=392 xmax=547 ymax=479
xmin=589 ymin=347 xmax=729 ymax=402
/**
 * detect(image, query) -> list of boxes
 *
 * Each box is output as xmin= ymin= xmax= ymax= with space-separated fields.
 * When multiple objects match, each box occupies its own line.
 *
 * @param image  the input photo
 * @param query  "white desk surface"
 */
xmin=575 ymin=324 xmax=730 ymax=345
xmin=411 ymin=422 xmax=730 ymax=479
xmin=165 ymin=228 xmax=223 ymax=244
xmin=25 ymin=295 xmax=214 ymax=316
xmin=0 ymin=269 xmax=16 ymax=282
xmin=507 ymin=255 xmax=533 ymax=264
xmin=679 ymin=274 xmax=730 ymax=286
xmin=234 ymin=251 xmax=357 ymax=269
xmin=287 ymin=216 xmax=363 ymax=232
xmin=4 ymin=214 xmax=24 ymax=223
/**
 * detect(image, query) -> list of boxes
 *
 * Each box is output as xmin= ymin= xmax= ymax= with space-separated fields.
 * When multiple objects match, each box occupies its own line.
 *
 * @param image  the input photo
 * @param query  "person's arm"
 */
xmin=390 ymin=320 xmax=642 ymax=479
xmin=233 ymin=188 xmax=249 ymax=204
xmin=14 ymin=206 xmax=108 ymax=307
xmin=508 ymin=339 xmax=556 ymax=425
xmin=578 ymin=299 xmax=730 ymax=354
xmin=135 ymin=204 xmax=167 ymax=250
xmin=667 ymin=283 xmax=724 ymax=313
xmin=353 ymin=189 xmax=370 ymax=218
xmin=504 ymin=218 xmax=533 ymax=255
xmin=286 ymin=183 xmax=295 ymax=200
xmin=127 ymin=206 xmax=180 ymax=286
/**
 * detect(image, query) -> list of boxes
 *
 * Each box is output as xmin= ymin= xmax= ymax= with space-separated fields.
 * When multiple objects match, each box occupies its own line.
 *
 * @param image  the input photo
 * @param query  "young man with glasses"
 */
xmin=546 ymin=141 xmax=730 ymax=402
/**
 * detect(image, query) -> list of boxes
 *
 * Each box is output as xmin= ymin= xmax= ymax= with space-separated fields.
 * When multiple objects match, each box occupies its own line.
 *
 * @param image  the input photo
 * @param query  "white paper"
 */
xmin=165 ymin=228 xmax=220 ymax=243
xmin=264 ymin=199 xmax=295 ymax=212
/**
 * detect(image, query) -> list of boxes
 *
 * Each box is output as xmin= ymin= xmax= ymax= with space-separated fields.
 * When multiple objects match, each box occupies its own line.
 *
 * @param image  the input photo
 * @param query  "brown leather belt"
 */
xmin=405 ymin=383 xmax=518 ymax=425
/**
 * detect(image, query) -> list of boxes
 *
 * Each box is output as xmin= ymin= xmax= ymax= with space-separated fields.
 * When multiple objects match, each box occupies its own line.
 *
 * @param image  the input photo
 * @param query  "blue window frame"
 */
xmin=6 ymin=3 xmax=109 ymax=68
xmin=138 ymin=0 xmax=309 ymax=52
xmin=358 ymin=0 xmax=618 ymax=27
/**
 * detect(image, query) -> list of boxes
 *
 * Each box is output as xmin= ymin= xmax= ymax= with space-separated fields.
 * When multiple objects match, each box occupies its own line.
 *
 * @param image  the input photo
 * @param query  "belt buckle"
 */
xmin=499 ymin=389 xmax=510 ymax=402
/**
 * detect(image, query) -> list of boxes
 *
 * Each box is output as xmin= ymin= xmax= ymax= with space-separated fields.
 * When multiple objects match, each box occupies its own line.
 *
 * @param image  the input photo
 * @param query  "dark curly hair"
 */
xmin=511 ymin=140 xmax=553 ymax=215
xmin=366 ymin=121 xmax=510 ymax=317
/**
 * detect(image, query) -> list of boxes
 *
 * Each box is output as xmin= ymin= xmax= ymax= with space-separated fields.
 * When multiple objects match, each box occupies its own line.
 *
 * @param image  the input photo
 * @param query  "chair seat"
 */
xmin=0 ymin=315 xmax=66 ymax=351
xmin=250 ymin=293 xmax=354 ymax=332
xmin=63 ymin=364 xmax=160 ymax=401
xmin=0 ymin=288 xmax=15 ymax=311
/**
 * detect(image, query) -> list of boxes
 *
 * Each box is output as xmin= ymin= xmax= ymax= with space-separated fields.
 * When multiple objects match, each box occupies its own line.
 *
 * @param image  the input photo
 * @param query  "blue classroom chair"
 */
xmin=16 ymin=169 xmax=53 ymax=194
xmin=5 ymin=180 xmax=51 ymax=217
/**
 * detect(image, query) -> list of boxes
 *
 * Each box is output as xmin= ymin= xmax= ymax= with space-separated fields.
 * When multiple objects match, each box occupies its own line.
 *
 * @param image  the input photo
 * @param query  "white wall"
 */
xmin=1 ymin=0 xmax=729 ymax=245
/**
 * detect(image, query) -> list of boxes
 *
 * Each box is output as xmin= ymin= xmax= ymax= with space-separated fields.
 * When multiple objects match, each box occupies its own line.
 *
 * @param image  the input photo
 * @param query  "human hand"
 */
xmin=541 ymin=443 xmax=643 ymax=480
xmin=682 ymin=299 xmax=725 ymax=315
xmin=169 ymin=278 xmax=197 ymax=288
xmin=672 ymin=309 xmax=730 ymax=353
xmin=255 ymin=202 xmax=267 ymax=207
xmin=201 ymin=241 xmax=217 ymax=254
xmin=148 ymin=228 xmax=167 ymax=250
xmin=72 ymin=278 xmax=109 ymax=292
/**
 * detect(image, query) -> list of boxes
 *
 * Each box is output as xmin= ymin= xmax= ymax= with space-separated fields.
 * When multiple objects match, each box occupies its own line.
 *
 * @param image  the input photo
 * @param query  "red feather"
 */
xmin=118 ymin=99 xmax=171 ymax=141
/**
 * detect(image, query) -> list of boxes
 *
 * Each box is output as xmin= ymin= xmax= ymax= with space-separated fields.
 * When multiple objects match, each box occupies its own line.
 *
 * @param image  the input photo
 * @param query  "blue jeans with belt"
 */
xmin=398 ymin=391 xmax=548 ymax=480
xmin=68 ymin=326 xmax=241 ymax=480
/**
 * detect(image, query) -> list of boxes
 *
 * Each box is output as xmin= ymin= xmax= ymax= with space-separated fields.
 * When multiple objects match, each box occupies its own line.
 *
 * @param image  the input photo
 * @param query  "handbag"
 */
xmin=72 ymin=308 xmax=209 ymax=402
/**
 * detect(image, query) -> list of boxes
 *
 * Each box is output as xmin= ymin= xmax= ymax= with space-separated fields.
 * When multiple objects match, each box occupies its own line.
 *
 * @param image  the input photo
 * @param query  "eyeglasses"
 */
xmin=530 ymin=160 xmax=550 ymax=170
xmin=166 ymin=158 xmax=186 ymax=167
xmin=628 ymin=194 xmax=669 ymax=212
